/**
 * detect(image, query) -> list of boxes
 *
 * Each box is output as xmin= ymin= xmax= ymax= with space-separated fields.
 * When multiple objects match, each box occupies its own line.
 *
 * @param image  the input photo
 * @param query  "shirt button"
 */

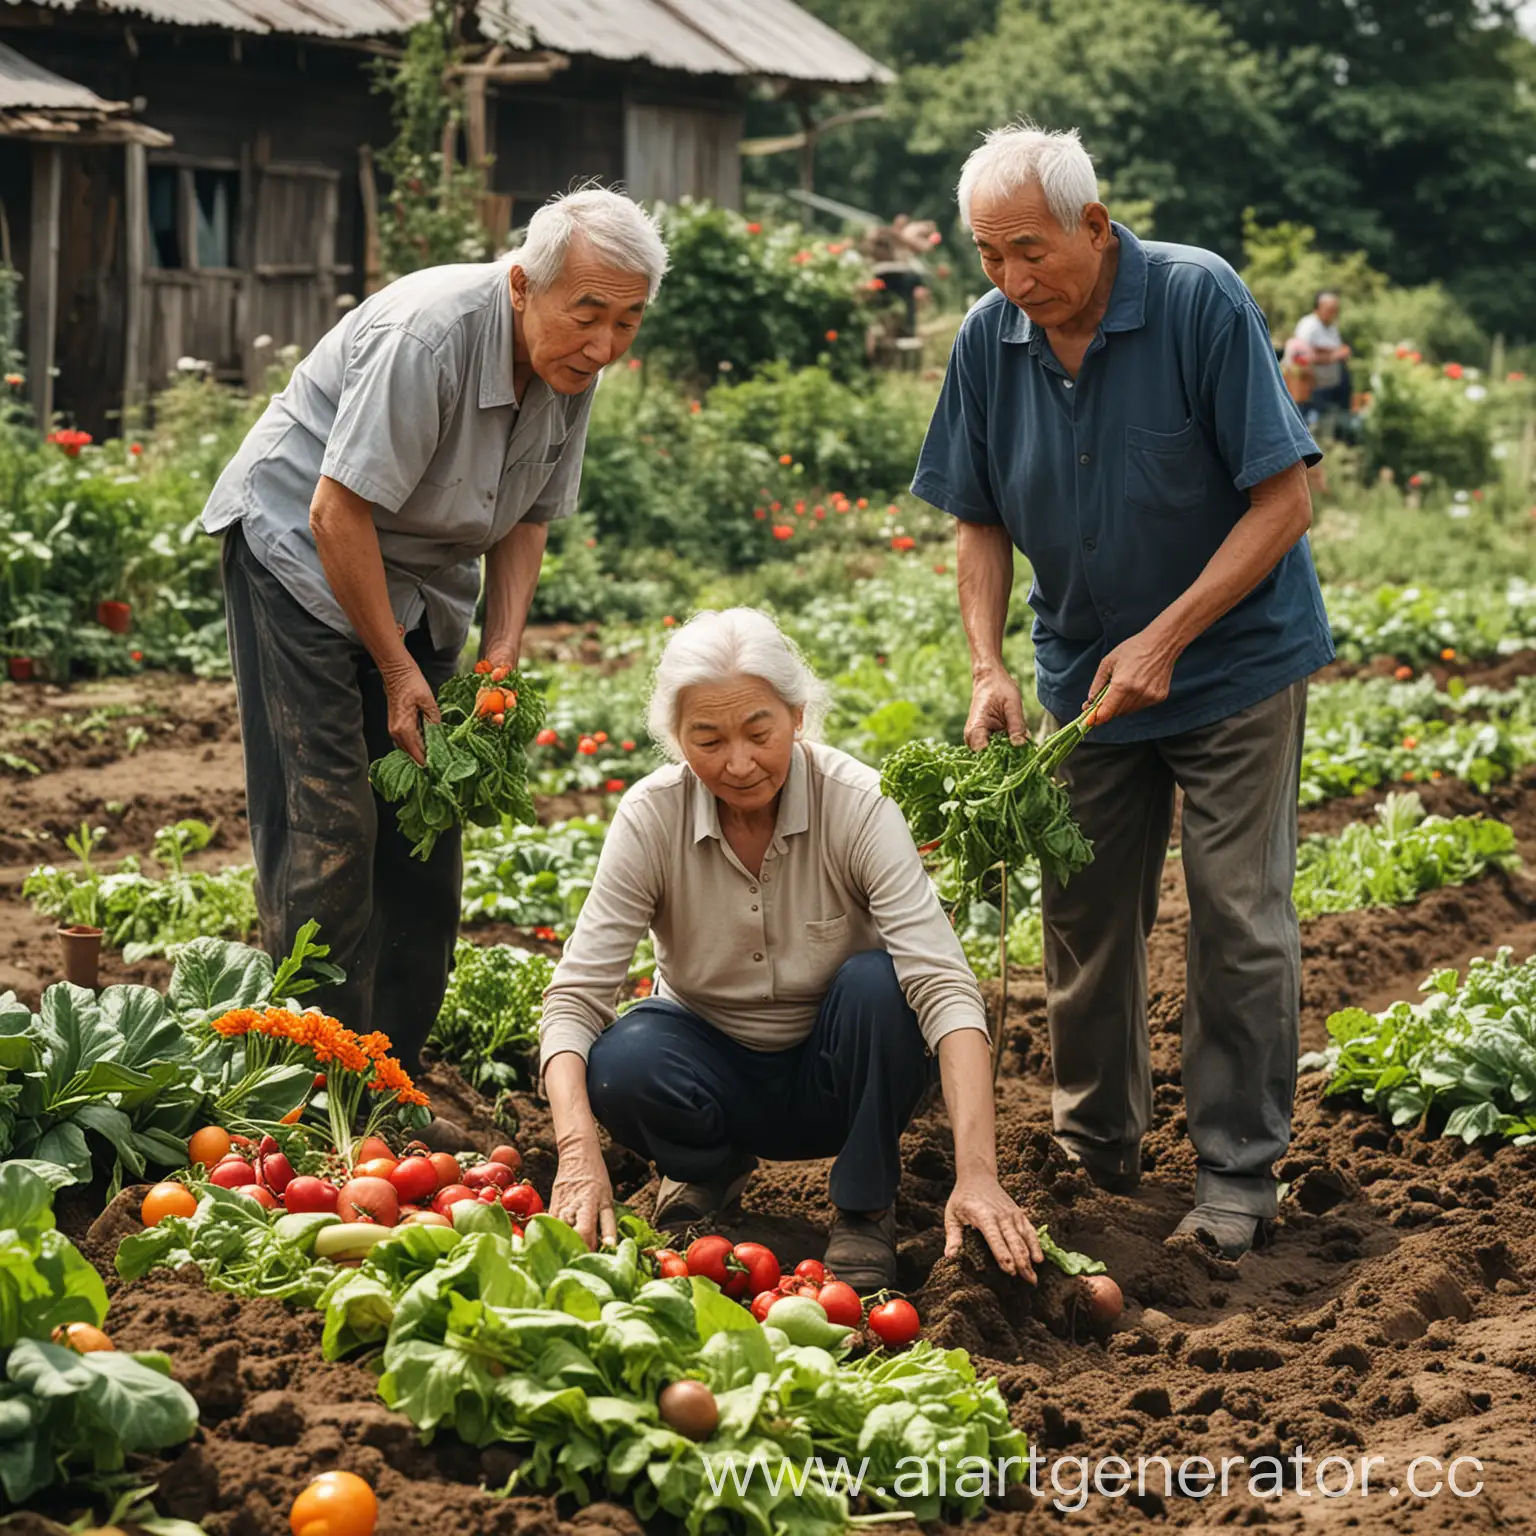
xmin=748 ymin=885 xmax=758 ymax=894
xmin=1079 ymin=452 xmax=1091 ymax=465
xmin=761 ymin=875 xmax=770 ymax=884
xmin=1062 ymin=380 xmax=1073 ymax=389
xmin=751 ymin=904 xmax=759 ymax=912
xmin=753 ymin=952 xmax=764 ymax=962
xmin=1083 ymin=537 xmax=1097 ymax=551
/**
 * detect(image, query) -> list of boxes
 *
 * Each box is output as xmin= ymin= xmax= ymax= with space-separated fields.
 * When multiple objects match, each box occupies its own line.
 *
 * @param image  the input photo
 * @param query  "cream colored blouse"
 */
xmin=538 ymin=741 xmax=990 ymax=1074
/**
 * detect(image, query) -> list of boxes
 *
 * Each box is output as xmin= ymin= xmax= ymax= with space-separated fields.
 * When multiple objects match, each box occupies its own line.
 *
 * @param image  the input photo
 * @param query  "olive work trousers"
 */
xmin=1041 ymin=680 xmax=1307 ymax=1217
xmin=222 ymin=523 xmax=461 ymax=1070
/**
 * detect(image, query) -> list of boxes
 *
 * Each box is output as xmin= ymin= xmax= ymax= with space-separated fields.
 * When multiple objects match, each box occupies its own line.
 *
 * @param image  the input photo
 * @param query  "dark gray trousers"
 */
xmin=222 ymin=524 xmax=461 ymax=1070
xmin=1041 ymin=681 xmax=1307 ymax=1217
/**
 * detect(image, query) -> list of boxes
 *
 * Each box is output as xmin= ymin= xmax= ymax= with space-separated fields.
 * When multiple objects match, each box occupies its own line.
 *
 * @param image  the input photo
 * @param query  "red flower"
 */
xmin=130 ymin=649 xmax=144 ymax=662
xmin=856 ymin=497 xmax=868 ymax=509
xmin=891 ymin=535 xmax=916 ymax=552
xmin=662 ymin=616 xmax=676 ymax=628
xmin=868 ymin=277 xmax=886 ymax=291
xmin=772 ymin=525 xmax=794 ymax=541
xmin=778 ymin=453 xmax=793 ymax=465
xmin=594 ymin=731 xmax=608 ymax=744
xmin=45 ymin=428 xmax=92 ymax=458
xmin=754 ymin=508 xmax=767 ymax=520
xmin=1409 ymin=474 xmax=1424 ymax=487
xmin=634 ymin=975 xmax=654 ymax=996
xmin=933 ymin=564 xmax=947 ymax=575
xmin=534 ymin=926 xmax=560 ymax=942
xmin=1509 ymin=371 xmax=1526 ymax=382
xmin=129 ymin=443 xmax=143 ymax=457
xmin=770 ymin=501 xmax=782 ymax=512
xmin=689 ymin=400 xmax=702 ymax=414
xmin=746 ymin=222 xmax=762 ymax=235
xmin=578 ymin=737 xmax=598 ymax=756
xmin=604 ymin=778 xmax=626 ymax=793
xmin=814 ymin=507 xmax=826 ymax=520
xmin=795 ymin=501 xmax=806 ymax=514
xmin=825 ymin=330 xmax=839 ymax=342
xmin=886 ymin=504 xmax=898 ymax=516
xmin=627 ymin=358 xmax=642 ymax=371
xmin=1443 ymin=362 xmax=1464 ymax=379
xmin=621 ymin=739 xmax=636 ymax=751
xmin=535 ymin=727 xmax=558 ymax=746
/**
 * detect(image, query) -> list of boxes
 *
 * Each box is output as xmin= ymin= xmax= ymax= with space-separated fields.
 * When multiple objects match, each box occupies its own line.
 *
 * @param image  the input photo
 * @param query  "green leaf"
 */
xmin=168 ymin=938 xmax=274 ymax=1019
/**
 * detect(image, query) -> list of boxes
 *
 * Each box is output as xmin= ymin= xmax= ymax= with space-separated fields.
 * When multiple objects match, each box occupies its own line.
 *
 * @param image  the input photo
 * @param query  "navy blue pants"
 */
xmin=586 ymin=951 xmax=935 ymax=1212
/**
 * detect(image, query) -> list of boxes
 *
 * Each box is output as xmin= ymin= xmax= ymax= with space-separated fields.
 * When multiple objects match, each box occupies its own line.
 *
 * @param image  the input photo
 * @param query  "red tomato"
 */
xmin=489 ymin=1145 xmax=523 ymax=1173
xmin=209 ymin=1158 xmax=256 ymax=1189
xmin=427 ymin=1152 xmax=462 ymax=1191
xmin=389 ymin=1156 xmax=438 ymax=1206
xmin=731 ymin=1242 xmax=781 ymax=1298
xmin=336 ymin=1177 xmax=399 ymax=1227
xmin=686 ymin=1236 xmax=748 ymax=1299
xmin=352 ymin=1157 xmax=398 ymax=1182
xmin=432 ymin=1184 xmax=476 ymax=1216
xmin=282 ymin=1176 xmax=340 ymax=1215
xmin=239 ymin=1185 xmax=277 ymax=1210
xmin=751 ymin=1289 xmax=777 ymax=1323
xmin=816 ymin=1281 xmax=863 ymax=1329
xmin=462 ymin=1162 xmax=514 ymax=1191
xmin=868 ymin=1298 xmax=921 ymax=1347
xmin=477 ymin=1186 xmax=501 ymax=1202
xmin=793 ymin=1259 xmax=826 ymax=1285
xmin=654 ymin=1250 xmax=689 ymax=1279
xmin=500 ymin=1182 xmax=545 ymax=1219
xmin=355 ymin=1136 xmax=395 ymax=1165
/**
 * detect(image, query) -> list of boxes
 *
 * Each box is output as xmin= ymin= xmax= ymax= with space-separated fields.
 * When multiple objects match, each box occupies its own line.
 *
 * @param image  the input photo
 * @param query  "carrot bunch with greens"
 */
xmin=880 ymin=702 xmax=1101 ymax=900
xmin=370 ymin=663 xmax=546 ymax=860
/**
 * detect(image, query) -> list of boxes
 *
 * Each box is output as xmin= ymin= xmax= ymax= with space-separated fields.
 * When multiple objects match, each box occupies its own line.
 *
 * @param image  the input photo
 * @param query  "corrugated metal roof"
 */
xmin=2 ymin=0 xmax=431 ymax=38
xmin=3 ymin=0 xmax=891 ymax=82
xmin=485 ymin=0 xmax=890 ymax=82
xmin=0 ymin=35 xmax=122 ymax=108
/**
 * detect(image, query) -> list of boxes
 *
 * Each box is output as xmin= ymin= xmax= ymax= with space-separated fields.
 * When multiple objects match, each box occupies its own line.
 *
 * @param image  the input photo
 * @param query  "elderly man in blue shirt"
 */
xmin=914 ymin=124 xmax=1333 ymax=1259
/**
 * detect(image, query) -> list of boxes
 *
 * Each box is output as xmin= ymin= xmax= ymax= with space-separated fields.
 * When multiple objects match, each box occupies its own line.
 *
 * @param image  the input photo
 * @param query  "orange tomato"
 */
xmin=51 ymin=1322 xmax=114 ymax=1353
xmin=426 ymin=1152 xmax=461 ymax=1191
xmin=187 ymin=1125 xmax=232 ymax=1168
xmin=288 ymin=1470 xmax=378 ymax=1536
xmin=352 ymin=1157 xmax=398 ymax=1182
xmin=355 ymin=1136 xmax=395 ymax=1165
xmin=141 ymin=1182 xmax=197 ymax=1227
xmin=475 ymin=688 xmax=507 ymax=717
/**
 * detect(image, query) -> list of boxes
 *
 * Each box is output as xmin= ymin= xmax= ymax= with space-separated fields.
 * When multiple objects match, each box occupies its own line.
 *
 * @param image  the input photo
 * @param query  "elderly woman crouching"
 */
xmin=541 ymin=608 xmax=1043 ymax=1291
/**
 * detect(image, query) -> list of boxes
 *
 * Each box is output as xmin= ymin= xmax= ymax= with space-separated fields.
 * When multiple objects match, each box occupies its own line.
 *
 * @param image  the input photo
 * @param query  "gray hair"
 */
xmin=510 ymin=185 xmax=670 ymax=301
xmin=647 ymin=608 xmax=831 ymax=761
xmin=956 ymin=122 xmax=1099 ymax=233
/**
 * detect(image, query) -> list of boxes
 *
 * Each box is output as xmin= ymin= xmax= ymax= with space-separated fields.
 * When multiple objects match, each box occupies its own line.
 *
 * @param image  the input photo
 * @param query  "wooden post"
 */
xmin=992 ymin=860 xmax=1008 ymax=1081
xmin=357 ymin=144 xmax=383 ymax=295
xmin=122 ymin=141 xmax=146 ymax=417
xmin=795 ymin=97 xmax=816 ymax=194
xmin=27 ymin=143 xmax=62 ymax=428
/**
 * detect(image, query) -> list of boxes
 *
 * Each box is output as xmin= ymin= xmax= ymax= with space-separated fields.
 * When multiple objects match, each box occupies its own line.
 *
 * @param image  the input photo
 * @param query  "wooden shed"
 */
xmin=0 ymin=0 xmax=889 ymax=437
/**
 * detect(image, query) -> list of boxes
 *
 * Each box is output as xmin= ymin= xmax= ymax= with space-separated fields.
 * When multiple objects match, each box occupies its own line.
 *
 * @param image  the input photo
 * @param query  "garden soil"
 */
xmin=5 ymin=680 xmax=1536 ymax=1534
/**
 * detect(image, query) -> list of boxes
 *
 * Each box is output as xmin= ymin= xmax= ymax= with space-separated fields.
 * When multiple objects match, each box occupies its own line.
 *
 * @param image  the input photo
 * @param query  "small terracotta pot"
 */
xmin=57 ymin=925 xmax=103 ymax=989
xmin=96 ymin=600 xmax=132 ymax=634
xmin=7 ymin=656 xmax=34 ymax=682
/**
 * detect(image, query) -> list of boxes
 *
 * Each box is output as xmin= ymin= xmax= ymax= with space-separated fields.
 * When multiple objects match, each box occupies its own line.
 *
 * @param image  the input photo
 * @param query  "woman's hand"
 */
xmin=944 ymin=1172 xmax=1044 ymax=1282
xmin=549 ymin=1131 xmax=617 ymax=1250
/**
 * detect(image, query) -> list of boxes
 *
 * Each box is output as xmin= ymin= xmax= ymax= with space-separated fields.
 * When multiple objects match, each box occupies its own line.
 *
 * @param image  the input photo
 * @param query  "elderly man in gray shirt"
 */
xmin=202 ymin=188 xmax=668 ymax=1070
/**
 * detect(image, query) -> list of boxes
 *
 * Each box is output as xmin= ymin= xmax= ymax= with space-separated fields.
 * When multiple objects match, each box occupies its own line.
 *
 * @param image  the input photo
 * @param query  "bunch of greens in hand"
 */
xmin=371 ymin=664 xmax=547 ymax=861
xmin=880 ymin=706 xmax=1100 ymax=901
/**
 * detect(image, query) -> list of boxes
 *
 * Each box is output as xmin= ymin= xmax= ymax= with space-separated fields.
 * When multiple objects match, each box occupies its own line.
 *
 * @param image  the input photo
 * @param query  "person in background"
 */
xmin=201 ymin=188 xmax=667 ymax=1076
xmin=1291 ymin=290 xmax=1353 ymax=447
xmin=914 ymin=122 xmax=1331 ymax=1260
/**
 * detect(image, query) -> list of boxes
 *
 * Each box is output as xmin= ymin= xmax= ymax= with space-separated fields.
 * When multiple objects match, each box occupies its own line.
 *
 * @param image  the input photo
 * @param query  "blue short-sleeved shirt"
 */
xmin=912 ymin=222 xmax=1334 ymax=742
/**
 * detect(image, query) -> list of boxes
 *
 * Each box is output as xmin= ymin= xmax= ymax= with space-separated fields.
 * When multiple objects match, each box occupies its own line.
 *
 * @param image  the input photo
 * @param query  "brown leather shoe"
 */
xmin=652 ymin=1156 xmax=757 ymax=1233
xmin=824 ymin=1206 xmax=898 ymax=1294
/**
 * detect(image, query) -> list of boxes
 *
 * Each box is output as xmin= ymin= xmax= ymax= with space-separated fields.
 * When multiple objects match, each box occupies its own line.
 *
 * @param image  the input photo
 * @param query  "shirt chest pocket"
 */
xmin=497 ymin=442 xmax=563 ymax=521
xmin=1124 ymin=419 xmax=1208 ymax=516
xmin=790 ymin=913 xmax=851 ymax=996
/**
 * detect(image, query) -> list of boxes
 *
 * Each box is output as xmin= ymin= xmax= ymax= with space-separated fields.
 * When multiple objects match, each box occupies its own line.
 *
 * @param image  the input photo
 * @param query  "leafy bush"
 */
xmin=637 ymin=202 xmax=877 ymax=384
xmin=1358 ymin=356 xmax=1495 ymax=490
xmin=430 ymin=940 xmax=553 ymax=1092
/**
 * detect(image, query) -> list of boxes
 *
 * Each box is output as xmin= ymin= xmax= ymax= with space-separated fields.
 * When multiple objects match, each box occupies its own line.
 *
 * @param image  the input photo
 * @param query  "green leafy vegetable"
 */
xmin=430 ymin=941 xmax=554 ymax=1092
xmin=880 ymin=708 xmax=1099 ymax=900
xmin=1313 ymin=947 xmax=1536 ymax=1144
xmin=371 ymin=668 xmax=548 ymax=861
xmin=1035 ymin=1224 xmax=1107 ymax=1277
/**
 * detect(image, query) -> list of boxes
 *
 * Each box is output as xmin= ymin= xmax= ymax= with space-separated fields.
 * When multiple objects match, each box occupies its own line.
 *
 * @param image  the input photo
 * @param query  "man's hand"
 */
xmin=382 ymin=658 xmax=440 ymax=766
xmin=944 ymin=1173 xmax=1043 ymax=1282
xmin=550 ymin=1133 xmax=617 ymax=1249
xmin=966 ymin=664 xmax=1028 ymax=750
xmin=480 ymin=639 xmax=521 ymax=673
xmin=1085 ymin=624 xmax=1182 ymax=725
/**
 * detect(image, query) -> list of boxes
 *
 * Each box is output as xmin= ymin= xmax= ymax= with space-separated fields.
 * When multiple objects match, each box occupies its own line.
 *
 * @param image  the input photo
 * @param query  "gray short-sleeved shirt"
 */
xmin=202 ymin=260 xmax=591 ymax=652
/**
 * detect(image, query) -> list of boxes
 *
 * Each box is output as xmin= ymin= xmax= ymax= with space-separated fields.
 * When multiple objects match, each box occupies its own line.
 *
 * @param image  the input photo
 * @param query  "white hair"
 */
xmin=956 ymin=122 xmax=1099 ymax=232
xmin=509 ymin=185 xmax=670 ymax=301
xmin=647 ymin=608 xmax=831 ymax=761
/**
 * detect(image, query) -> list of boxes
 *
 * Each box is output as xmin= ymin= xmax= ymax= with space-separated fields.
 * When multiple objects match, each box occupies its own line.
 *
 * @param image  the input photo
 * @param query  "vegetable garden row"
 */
xmin=3 ymin=567 xmax=1536 ymax=1534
